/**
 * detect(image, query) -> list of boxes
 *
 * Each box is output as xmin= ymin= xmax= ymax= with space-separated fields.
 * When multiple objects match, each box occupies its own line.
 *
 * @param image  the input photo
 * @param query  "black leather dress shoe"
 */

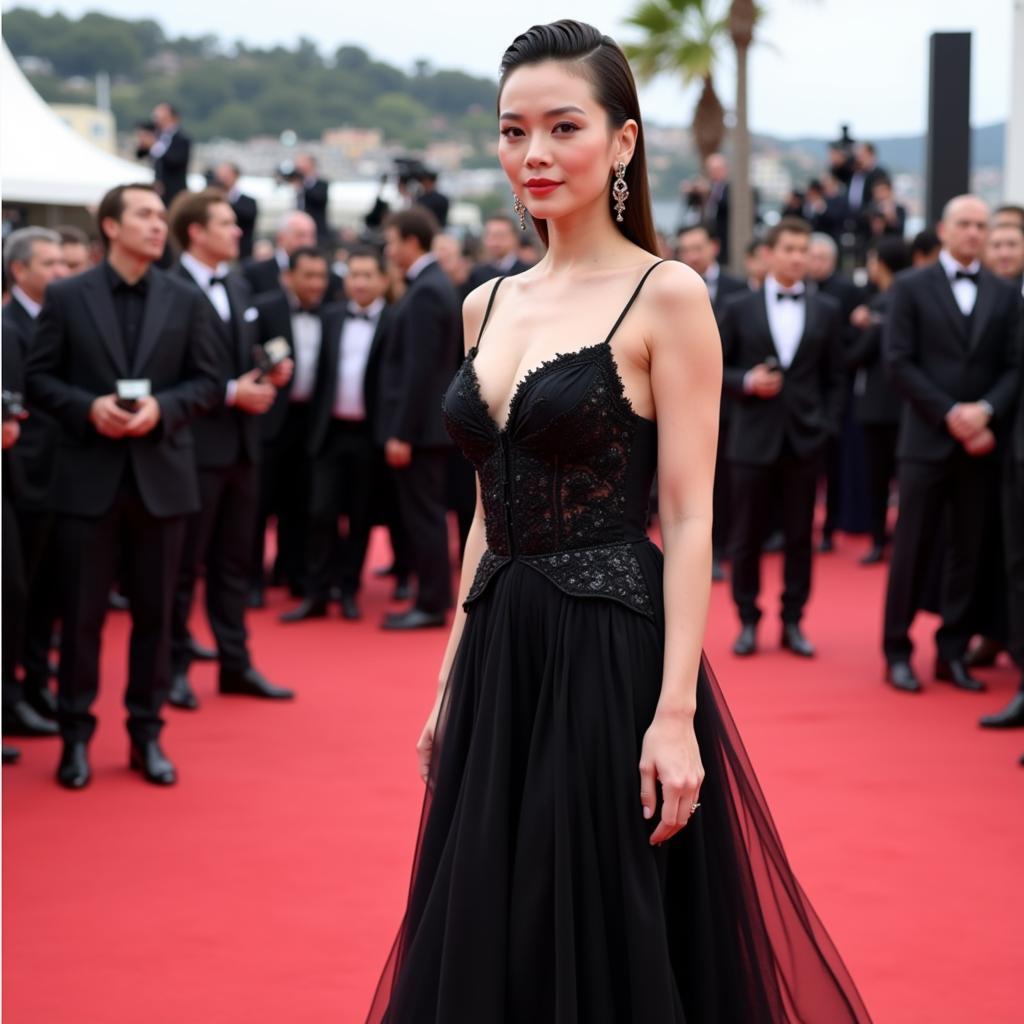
xmin=219 ymin=667 xmax=295 ymax=700
xmin=886 ymin=661 xmax=923 ymax=693
xmin=279 ymin=598 xmax=327 ymax=623
xmin=129 ymin=740 xmax=176 ymax=785
xmin=860 ymin=545 xmax=885 ymax=565
xmin=340 ymin=594 xmax=361 ymax=621
xmin=732 ymin=624 xmax=757 ymax=657
xmin=246 ymin=587 xmax=265 ymax=610
xmin=979 ymin=690 xmax=1024 ymax=729
xmin=781 ymin=623 xmax=816 ymax=658
xmin=57 ymin=741 xmax=91 ymax=789
xmin=711 ymin=557 xmax=726 ymax=583
xmin=187 ymin=638 xmax=217 ymax=662
xmin=3 ymin=700 xmax=59 ymax=737
xmin=381 ymin=608 xmax=446 ymax=631
xmin=965 ymin=636 xmax=1004 ymax=669
xmin=3 ymin=744 xmax=21 ymax=765
xmin=935 ymin=658 xmax=986 ymax=692
xmin=393 ymin=578 xmax=414 ymax=603
xmin=25 ymin=683 xmax=57 ymax=718
xmin=168 ymin=673 xmax=200 ymax=711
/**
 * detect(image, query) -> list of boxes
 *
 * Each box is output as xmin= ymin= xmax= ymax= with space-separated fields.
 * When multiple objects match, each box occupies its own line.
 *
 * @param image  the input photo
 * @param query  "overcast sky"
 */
xmin=5 ymin=1 xmax=1012 ymax=138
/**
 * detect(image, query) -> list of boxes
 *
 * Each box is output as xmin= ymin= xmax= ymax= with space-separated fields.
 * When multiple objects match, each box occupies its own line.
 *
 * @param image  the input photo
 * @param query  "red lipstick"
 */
xmin=525 ymin=178 xmax=562 ymax=197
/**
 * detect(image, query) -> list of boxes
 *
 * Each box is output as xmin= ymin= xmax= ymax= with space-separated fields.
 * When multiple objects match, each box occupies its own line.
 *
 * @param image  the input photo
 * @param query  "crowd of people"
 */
xmin=2 ymin=104 xmax=1023 ymax=784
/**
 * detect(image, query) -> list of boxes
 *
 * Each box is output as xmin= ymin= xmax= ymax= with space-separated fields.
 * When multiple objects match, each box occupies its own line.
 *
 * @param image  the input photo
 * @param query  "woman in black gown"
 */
xmin=368 ymin=20 xmax=873 ymax=1023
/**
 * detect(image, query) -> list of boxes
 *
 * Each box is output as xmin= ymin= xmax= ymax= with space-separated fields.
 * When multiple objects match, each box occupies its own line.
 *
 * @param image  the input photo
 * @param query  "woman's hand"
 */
xmin=416 ymin=695 xmax=444 ymax=784
xmin=639 ymin=711 xmax=704 ymax=845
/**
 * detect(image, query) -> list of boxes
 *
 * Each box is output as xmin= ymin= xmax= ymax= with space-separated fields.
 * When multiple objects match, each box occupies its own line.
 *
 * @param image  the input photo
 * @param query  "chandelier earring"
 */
xmin=612 ymin=161 xmax=629 ymax=223
xmin=512 ymin=194 xmax=527 ymax=230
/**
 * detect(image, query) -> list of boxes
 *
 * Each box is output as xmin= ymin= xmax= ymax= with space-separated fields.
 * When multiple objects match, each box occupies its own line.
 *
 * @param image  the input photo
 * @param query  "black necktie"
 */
xmin=777 ymin=290 xmax=804 ymax=302
xmin=954 ymin=269 xmax=979 ymax=284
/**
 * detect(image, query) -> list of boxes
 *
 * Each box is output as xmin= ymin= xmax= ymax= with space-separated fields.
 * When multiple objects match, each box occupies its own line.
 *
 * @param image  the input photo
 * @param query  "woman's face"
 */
xmin=498 ymin=61 xmax=634 ymax=226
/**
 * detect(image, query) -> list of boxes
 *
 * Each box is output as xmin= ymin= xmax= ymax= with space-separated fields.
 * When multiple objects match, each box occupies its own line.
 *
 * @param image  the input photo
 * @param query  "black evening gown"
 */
xmin=367 ymin=262 xmax=873 ymax=1023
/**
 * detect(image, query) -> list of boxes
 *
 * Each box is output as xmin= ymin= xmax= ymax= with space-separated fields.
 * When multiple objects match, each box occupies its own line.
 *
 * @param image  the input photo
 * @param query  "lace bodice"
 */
xmin=442 ymin=262 xmax=665 ymax=619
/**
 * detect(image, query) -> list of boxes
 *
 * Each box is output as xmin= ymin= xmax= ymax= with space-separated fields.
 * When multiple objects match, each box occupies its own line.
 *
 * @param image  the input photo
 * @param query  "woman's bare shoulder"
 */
xmin=643 ymin=259 xmax=707 ymax=311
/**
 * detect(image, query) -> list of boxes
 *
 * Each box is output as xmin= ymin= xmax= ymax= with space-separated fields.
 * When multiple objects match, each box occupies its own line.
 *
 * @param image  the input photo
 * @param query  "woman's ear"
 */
xmin=615 ymin=119 xmax=639 ymax=168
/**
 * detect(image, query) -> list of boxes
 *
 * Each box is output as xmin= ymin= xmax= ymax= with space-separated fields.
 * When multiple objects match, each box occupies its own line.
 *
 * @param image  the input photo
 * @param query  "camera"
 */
xmin=275 ymin=160 xmax=303 ymax=185
xmin=2 ymin=390 xmax=26 ymax=422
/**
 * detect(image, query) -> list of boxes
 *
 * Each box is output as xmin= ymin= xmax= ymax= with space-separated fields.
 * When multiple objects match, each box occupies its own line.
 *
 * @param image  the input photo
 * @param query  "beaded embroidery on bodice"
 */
xmin=442 ymin=262 xmax=665 ymax=619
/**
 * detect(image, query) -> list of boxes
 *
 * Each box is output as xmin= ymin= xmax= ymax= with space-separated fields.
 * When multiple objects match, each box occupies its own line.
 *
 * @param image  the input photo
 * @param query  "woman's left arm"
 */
xmin=637 ymin=262 xmax=723 ymax=846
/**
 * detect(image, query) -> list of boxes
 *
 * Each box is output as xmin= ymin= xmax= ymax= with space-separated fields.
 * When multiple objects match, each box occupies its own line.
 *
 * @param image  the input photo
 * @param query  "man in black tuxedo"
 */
xmin=678 ymin=222 xmax=748 ymax=580
xmin=845 ymin=237 xmax=912 ymax=564
xmin=167 ymin=189 xmax=295 ymax=708
xmin=214 ymin=162 xmax=258 ymax=262
xmin=283 ymin=247 xmax=393 ymax=623
xmin=803 ymin=176 xmax=847 ymax=244
xmin=293 ymin=155 xmax=330 ymax=245
xmin=466 ymin=215 xmax=532 ymax=290
xmin=881 ymin=195 xmax=1022 ymax=694
xmin=719 ymin=217 xmax=845 ymax=658
xmin=846 ymin=142 xmax=889 ymax=262
xmin=242 ymin=211 xmax=317 ymax=296
xmin=863 ymin=178 xmax=907 ymax=241
xmin=251 ymin=248 xmax=332 ymax=606
xmin=808 ymin=232 xmax=868 ymax=551
xmin=26 ymin=184 xmax=221 ymax=789
xmin=135 ymin=103 xmax=191 ymax=205
xmin=415 ymin=170 xmax=450 ymax=229
xmin=1 ymin=228 xmax=66 ymax=739
xmin=378 ymin=208 xmax=461 ymax=629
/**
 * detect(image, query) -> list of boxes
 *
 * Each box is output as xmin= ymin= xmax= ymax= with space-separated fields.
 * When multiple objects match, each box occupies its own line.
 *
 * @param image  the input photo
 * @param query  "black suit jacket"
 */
xmin=2 ymin=298 xmax=61 ymax=509
xmin=243 ymin=256 xmax=344 ymax=305
xmin=845 ymin=291 xmax=902 ymax=425
xmin=883 ymin=262 xmax=1021 ymax=462
xmin=711 ymin=269 xmax=749 ymax=314
xmin=299 ymin=179 xmax=330 ymax=241
xmin=137 ymin=129 xmax=191 ymax=203
xmin=375 ymin=261 xmax=461 ymax=448
xmin=174 ymin=260 xmax=262 ymax=468
xmin=466 ymin=259 xmax=531 ymax=291
xmin=416 ymin=190 xmax=449 ymax=228
xmin=720 ymin=289 xmax=845 ymax=465
xmin=2 ymin=307 xmax=26 ymax=500
xmin=25 ymin=264 xmax=222 ymax=517
xmin=307 ymin=304 xmax=395 ymax=456
xmin=231 ymin=193 xmax=258 ymax=262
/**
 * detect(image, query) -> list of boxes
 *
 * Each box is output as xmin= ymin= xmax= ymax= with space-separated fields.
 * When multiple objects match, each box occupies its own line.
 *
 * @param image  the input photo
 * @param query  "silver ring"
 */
xmin=690 ymin=802 xmax=701 ymax=814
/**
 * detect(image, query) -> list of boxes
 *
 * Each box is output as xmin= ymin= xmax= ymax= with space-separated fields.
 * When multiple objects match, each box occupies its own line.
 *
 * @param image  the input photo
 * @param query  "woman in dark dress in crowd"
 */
xmin=367 ymin=20 xmax=873 ymax=1023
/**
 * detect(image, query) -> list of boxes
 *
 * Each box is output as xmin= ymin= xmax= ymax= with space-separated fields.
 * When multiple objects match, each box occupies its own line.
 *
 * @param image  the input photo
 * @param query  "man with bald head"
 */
xmin=703 ymin=153 xmax=732 ymax=264
xmin=242 ymin=211 xmax=317 ymax=296
xmin=882 ymin=195 xmax=1022 ymax=694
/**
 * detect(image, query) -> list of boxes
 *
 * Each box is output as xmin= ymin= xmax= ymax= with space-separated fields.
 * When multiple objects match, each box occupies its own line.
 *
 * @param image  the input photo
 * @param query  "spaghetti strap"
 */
xmin=474 ymin=277 xmax=506 ymax=350
xmin=602 ymin=259 xmax=669 ymax=346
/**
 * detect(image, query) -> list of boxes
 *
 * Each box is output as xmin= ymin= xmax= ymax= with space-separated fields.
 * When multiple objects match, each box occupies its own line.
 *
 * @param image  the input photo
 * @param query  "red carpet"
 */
xmin=3 ymin=528 xmax=1022 ymax=1023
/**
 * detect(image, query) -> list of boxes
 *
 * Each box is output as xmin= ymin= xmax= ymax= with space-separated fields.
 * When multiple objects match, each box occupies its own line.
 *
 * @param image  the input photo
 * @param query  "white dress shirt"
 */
xmin=334 ymin=299 xmax=385 ymax=421
xmin=763 ymin=274 xmax=807 ymax=369
xmin=289 ymin=308 xmax=322 ymax=403
xmin=181 ymin=252 xmax=231 ymax=322
xmin=10 ymin=286 xmax=41 ymax=320
xmin=147 ymin=125 xmax=177 ymax=160
xmin=938 ymin=248 xmax=981 ymax=316
xmin=406 ymin=252 xmax=437 ymax=282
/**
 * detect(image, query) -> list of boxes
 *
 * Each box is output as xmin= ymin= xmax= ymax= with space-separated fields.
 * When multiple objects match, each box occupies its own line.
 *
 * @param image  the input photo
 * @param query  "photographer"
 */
xmin=135 ymin=104 xmax=191 ymax=204
xmin=290 ymin=154 xmax=330 ymax=245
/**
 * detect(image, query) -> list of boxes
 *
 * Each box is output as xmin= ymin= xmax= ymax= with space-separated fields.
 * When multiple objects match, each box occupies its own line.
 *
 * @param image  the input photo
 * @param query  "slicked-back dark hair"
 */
xmin=497 ymin=20 xmax=659 ymax=255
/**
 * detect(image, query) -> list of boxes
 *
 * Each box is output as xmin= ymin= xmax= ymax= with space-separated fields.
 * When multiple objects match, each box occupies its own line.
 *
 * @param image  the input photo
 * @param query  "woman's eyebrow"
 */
xmin=499 ymin=105 xmax=587 ymax=121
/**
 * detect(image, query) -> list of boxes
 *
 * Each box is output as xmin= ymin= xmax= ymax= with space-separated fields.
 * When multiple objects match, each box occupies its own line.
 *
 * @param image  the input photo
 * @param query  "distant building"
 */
xmin=53 ymin=104 xmax=116 ymax=154
xmin=321 ymin=127 xmax=384 ymax=161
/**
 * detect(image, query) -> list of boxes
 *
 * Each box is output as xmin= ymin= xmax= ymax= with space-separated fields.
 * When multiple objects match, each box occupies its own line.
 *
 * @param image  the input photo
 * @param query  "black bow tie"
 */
xmin=954 ymin=269 xmax=979 ymax=284
xmin=348 ymin=309 xmax=374 ymax=322
xmin=777 ymin=290 xmax=804 ymax=302
xmin=296 ymin=305 xmax=321 ymax=316
xmin=209 ymin=275 xmax=228 ymax=287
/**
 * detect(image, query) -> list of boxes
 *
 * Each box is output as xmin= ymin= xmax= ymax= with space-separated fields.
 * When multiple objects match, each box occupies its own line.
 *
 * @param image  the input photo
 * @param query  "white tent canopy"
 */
xmin=1 ymin=42 xmax=152 ymax=206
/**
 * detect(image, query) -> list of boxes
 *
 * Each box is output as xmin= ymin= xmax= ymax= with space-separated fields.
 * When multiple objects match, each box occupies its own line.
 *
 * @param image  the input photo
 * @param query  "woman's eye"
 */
xmin=553 ymin=122 xmax=579 ymax=134
xmin=500 ymin=126 xmax=524 ymax=138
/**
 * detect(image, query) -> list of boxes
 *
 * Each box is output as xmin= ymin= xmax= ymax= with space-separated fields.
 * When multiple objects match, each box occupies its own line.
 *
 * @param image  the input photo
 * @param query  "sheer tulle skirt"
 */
xmin=366 ymin=541 xmax=872 ymax=1023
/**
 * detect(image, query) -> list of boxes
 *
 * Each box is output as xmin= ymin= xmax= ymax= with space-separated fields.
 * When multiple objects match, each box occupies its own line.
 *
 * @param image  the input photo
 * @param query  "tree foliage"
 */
xmin=2 ymin=6 xmax=498 ymax=147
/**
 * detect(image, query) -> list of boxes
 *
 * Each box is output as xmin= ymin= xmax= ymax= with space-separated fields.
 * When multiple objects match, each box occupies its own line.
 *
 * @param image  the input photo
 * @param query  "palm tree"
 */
xmin=623 ymin=0 xmax=730 ymax=163
xmin=624 ymin=0 xmax=765 ymax=271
